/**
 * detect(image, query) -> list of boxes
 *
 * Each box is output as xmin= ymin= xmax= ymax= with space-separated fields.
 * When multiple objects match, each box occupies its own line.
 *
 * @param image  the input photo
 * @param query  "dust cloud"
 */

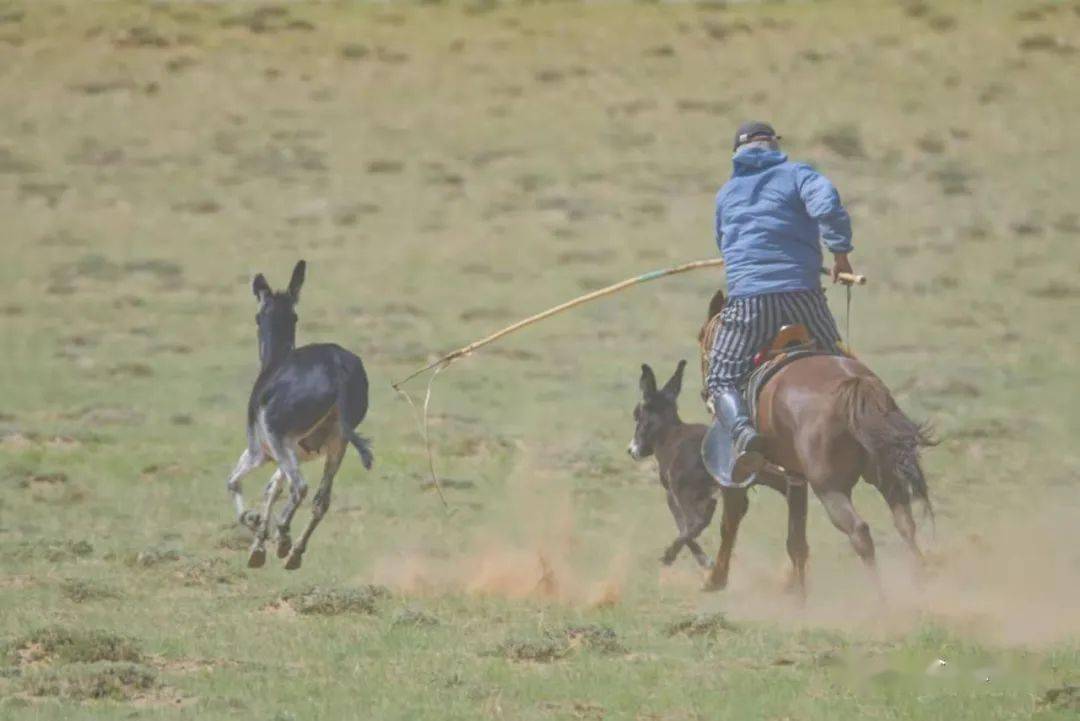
xmin=371 ymin=461 xmax=630 ymax=608
xmin=683 ymin=490 xmax=1080 ymax=647
xmin=375 ymin=468 xmax=1080 ymax=647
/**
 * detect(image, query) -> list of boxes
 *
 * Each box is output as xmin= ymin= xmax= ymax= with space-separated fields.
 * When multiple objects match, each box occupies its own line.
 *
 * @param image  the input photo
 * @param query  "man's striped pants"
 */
xmin=705 ymin=288 xmax=843 ymax=400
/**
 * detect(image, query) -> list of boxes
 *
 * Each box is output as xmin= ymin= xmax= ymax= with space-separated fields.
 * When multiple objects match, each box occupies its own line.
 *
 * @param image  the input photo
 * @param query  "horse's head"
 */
xmin=628 ymin=360 xmax=686 ymax=460
xmin=252 ymin=260 xmax=306 ymax=367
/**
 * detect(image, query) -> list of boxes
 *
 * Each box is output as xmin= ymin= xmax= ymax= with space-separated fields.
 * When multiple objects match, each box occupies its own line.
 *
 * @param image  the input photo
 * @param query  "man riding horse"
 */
xmin=707 ymin=121 xmax=856 ymax=487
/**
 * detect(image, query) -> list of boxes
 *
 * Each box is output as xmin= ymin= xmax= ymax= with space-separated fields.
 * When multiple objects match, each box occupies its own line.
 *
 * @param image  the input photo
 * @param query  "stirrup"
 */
xmin=731 ymin=449 xmax=765 ymax=486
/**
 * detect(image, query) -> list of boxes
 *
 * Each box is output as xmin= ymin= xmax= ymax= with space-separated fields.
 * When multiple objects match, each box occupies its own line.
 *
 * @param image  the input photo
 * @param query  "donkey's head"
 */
xmin=628 ymin=360 xmax=686 ymax=460
xmin=252 ymin=260 xmax=306 ymax=367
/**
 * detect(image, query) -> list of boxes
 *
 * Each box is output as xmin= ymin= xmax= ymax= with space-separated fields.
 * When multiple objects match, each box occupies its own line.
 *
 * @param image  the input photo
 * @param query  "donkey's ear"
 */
xmin=640 ymin=364 xmax=657 ymax=397
xmin=287 ymin=260 xmax=306 ymax=301
xmin=252 ymin=273 xmax=271 ymax=302
xmin=661 ymin=359 xmax=687 ymax=399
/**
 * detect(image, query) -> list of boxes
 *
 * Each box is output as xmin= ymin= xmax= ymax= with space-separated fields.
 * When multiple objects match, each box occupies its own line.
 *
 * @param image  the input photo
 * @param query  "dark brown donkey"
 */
xmin=629 ymin=360 xmax=793 ymax=574
xmin=699 ymin=292 xmax=934 ymax=596
xmin=627 ymin=361 xmax=718 ymax=568
xmin=627 ymin=361 xmax=791 ymax=569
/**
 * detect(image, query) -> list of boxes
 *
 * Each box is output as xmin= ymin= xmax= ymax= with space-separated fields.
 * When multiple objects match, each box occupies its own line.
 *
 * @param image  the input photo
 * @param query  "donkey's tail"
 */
xmin=338 ymin=358 xmax=374 ymax=470
xmin=839 ymin=375 xmax=935 ymax=523
xmin=346 ymin=431 xmax=374 ymax=470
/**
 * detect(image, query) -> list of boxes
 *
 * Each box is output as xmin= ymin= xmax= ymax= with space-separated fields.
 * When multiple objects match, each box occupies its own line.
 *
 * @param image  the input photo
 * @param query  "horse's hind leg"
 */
xmin=815 ymin=487 xmax=882 ymax=594
xmin=889 ymin=500 xmax=923 ymax=563
xmin=785 ymin=483 xmax=809 ymax=600
xmin=226 ymin=448 xmax=266 ymax=529
xmin=870 ymin=473 xmax=924 ymax=567
xmin=285 ymin=439 xmax=345 ymax=571
xmin=704 ymin=488 xmax=748 ymax=591
xmin=247 ymin=469 xmax=285 ymax=568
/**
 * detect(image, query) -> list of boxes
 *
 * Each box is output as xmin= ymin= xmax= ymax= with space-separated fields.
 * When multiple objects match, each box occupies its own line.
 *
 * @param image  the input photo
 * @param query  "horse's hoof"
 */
xmin=276 ymin=535 xmax=292 ymax=559
xmin=701 ymin=577 xmax=727 ymax=593
xmin=782 ymin=579 xmax=807 ymax=606
xmin=247 ymin=545 xmax=266 ymax=568
xmin=660 ymin=554 xmax=676 ymax=567
xmin=284 ymin=552 xmax=303 ymax=571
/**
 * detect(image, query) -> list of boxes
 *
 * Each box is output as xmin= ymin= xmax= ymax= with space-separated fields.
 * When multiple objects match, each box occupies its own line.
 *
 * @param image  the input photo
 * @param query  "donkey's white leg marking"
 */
xmin=285 ymin=439 xmax=345 ymax=570
xmin=269 ymin=439 xmax=308 ymax=540
xmin=248 ymin=468 xmax=285 ymax=568
xmin=257 ymin=469 xmax=285 ymax=543
xmin=226 ymin=448 xmax=265 ymax=524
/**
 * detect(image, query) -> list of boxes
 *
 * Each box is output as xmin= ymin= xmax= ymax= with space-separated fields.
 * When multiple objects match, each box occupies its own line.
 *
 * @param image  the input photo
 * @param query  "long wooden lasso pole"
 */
xmin=392 ymin=258 xmax=729 ymax=391
xmin=392 ymin=258 xmax=728 ymax=509
xmin=392 ymin=258 xmax=865 ymax=509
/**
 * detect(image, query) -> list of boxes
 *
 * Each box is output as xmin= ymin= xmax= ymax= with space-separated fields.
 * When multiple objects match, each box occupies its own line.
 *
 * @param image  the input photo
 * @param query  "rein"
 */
xmin=827 ymin=268 xmax=865 ymax=349
xmin=845 ymin=282 xmax=853 ymax=347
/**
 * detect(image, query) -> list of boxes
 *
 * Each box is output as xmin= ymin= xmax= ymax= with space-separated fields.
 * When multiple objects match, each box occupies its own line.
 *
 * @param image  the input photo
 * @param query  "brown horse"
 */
xmin=699 ymin=291 xmax=934 ymax=597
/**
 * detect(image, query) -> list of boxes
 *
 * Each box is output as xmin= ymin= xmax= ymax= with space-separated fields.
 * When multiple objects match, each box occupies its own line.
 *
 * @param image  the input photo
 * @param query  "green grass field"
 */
xmin=2 ymin=1 xmax=1079 ymax=718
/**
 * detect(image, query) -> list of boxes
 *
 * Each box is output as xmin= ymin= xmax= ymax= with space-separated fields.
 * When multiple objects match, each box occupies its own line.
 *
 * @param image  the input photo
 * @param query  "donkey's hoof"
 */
xmin=660 ymin=552 xmax=677 ymax=566
xmin=276 ymin=535 xmax=292 ymax=559
xmin=247 ymin=545 xmax=266 ymax=568
xmin=239 ymin=510 xmax=261 ymax=531
xmin=284 ymin=552 xmax=303 ymax=571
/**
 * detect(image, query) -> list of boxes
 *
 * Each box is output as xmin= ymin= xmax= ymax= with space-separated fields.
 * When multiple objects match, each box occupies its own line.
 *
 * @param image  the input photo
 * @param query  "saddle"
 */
xmin=745 ymin=332 xmax=824 ymax=426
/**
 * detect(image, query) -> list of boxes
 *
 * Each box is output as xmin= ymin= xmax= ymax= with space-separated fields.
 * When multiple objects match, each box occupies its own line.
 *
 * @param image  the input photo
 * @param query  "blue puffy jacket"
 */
xmin=715 ymin=147 xmax=852 ymax=298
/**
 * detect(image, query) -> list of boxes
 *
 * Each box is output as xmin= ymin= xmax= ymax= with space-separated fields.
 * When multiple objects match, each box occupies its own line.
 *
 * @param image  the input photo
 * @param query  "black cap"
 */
xmin=733 ymin=121 xmax=781 ymax=151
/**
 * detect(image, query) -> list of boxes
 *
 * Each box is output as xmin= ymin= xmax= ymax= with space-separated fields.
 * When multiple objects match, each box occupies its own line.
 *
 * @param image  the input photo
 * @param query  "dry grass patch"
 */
xmin=4 ymin=539 xmax=93 ymax=563
xmin=21 ymin=661 xmax=158 ymax=701
xmin=131 ymin=543 xmax=184 ymax=567
xmin=60 ymin=578 xmax=121 ymax=603
xmin=271 ymin=584 xmax=390 ymax=616
xmin=494 ymin=625 xmax=625 ymax=663
xmin=5 ymin=627 xmax=142 ymax=667
xmin=665 ymin=612 xmax=739 ymax=638
xmin=175 ymin=556 xmax=246 ymax=586
xmin=2 ymin=628 xmax=190 ymax=705
xmin=391 ymin=608 xmax=441 ymax=628
xmin=1040 ymin=684 xmax=1080 ymax=712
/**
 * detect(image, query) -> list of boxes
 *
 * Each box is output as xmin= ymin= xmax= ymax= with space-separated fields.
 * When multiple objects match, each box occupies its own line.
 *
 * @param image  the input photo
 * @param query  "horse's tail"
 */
xmin=839 ymin=375 xmax=935 ymax=523
xmin=337 ymin=356 xmax=373 ymax=470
